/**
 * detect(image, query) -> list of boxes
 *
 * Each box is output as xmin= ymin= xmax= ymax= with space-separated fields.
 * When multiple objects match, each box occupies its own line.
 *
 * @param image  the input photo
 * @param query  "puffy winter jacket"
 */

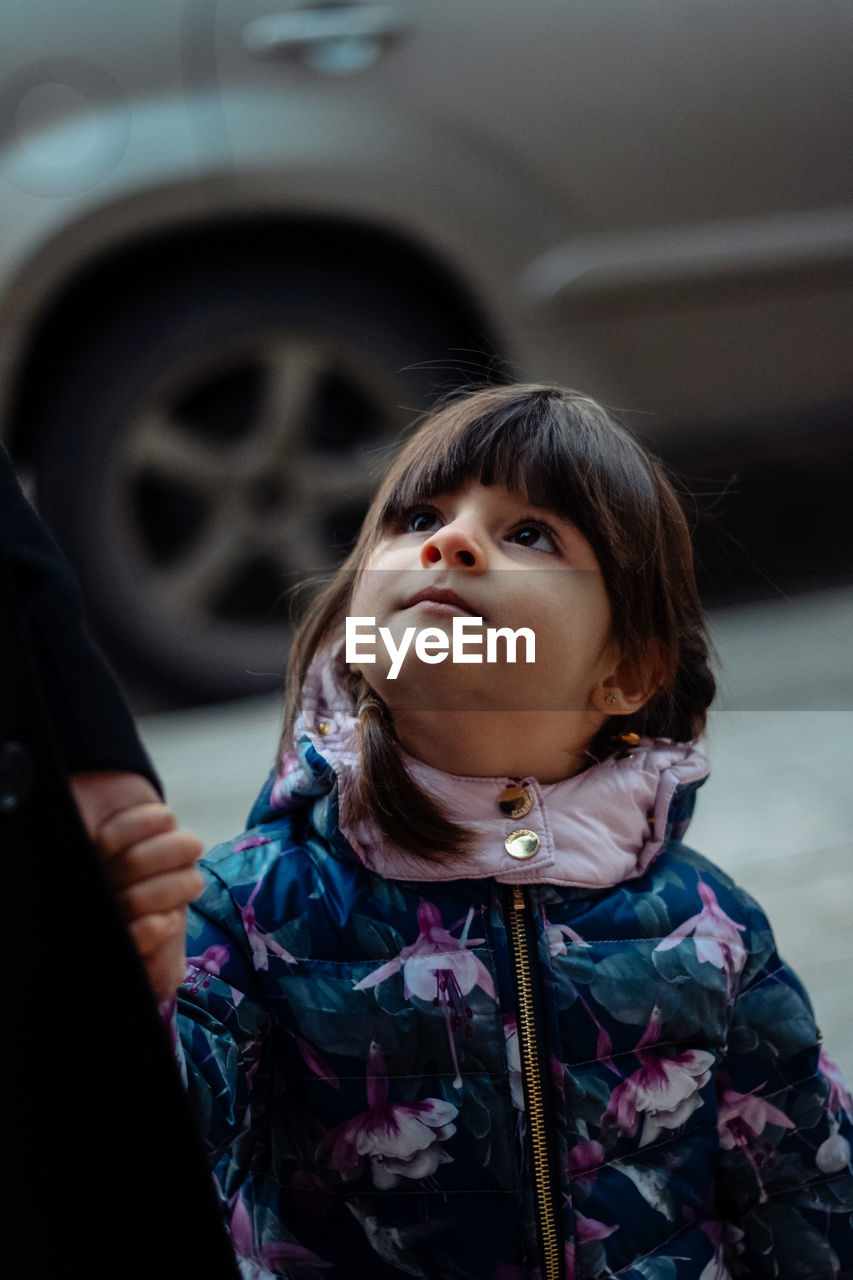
xmin=173 ymin=706 xmax=853 ymax=1280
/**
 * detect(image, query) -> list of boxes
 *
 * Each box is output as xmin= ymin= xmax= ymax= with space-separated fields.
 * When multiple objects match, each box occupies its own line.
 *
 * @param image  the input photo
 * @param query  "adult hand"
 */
xmin=70 ymin=771 xmax=204 ymax=1003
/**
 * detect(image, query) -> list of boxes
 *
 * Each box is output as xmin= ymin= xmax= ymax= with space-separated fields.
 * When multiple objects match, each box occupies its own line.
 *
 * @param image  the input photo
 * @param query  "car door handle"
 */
xmin=243 ymin=5 xmax=410 ymax=57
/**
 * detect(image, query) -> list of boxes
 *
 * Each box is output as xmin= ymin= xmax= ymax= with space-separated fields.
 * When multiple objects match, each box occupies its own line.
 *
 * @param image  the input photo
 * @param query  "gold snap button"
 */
xmin=505 ymin=828 xmax=540 ymax=860
xmin=317 ymin=720 xmax=333 ymax=736
xmin=615 ymin=730 xmax=641 ymax=760
xmin=498 ymin=785 xmax=533 ymax=819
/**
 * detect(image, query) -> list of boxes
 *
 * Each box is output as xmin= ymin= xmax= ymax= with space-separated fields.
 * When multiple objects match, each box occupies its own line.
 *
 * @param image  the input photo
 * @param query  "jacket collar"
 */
xmin=250 ymin=649 xmax=710 ymax=890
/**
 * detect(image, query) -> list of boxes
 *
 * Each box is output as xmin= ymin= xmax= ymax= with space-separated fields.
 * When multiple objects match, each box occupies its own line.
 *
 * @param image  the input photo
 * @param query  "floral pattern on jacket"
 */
xmin=172 ymin=735 xmax=853 ymax=1280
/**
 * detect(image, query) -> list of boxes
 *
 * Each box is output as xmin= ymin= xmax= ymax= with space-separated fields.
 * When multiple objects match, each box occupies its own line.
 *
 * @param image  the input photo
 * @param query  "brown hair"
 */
xmin=280 ymin=384 xmax=716 ymax=861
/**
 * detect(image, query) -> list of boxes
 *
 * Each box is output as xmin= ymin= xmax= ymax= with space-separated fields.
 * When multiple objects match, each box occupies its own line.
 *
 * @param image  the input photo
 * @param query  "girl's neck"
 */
xmin=391 ymin=708 xmax=606 ymax=783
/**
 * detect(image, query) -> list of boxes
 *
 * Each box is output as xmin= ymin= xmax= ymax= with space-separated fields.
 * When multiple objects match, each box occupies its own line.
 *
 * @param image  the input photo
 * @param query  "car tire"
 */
xmin=32 ymin=261 xmax=470 ymax=704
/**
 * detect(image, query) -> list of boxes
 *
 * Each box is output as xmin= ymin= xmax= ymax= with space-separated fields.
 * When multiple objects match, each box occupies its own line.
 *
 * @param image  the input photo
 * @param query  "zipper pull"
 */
xmin=512 ymin=884 xmax=525 ymax=911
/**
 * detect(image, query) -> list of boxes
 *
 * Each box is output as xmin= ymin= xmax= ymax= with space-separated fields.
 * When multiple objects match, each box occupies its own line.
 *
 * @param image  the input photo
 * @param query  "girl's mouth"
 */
xmin=403 ymin=588 xmax=478 ymax=617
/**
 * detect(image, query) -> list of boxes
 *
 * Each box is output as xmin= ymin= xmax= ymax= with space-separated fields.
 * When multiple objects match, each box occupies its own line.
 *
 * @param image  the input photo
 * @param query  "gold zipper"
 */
xmin=508 ymin=884 xmax=561 ymax=1280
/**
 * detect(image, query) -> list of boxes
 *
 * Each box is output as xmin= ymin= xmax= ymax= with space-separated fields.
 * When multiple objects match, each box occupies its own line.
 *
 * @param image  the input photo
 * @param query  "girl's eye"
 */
xmin=405 ymin=507 xmax=442 ymax=534
xmin=509 ymin=520 xmax=558 ymax=553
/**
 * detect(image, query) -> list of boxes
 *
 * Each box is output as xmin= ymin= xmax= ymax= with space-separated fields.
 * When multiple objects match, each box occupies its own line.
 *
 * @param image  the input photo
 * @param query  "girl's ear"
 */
xmin=598 ymin=640 xmax=667 ymax=716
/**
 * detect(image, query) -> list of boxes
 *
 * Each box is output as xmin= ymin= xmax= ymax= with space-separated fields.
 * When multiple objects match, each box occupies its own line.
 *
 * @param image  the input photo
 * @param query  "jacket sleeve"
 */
xmin=169 ymin=861 xmax=273 ymax=1172
xmin=715 ymin=899 xmax=853 ymax=1278
xmin=0 ymin=442 xmax=161 ymax=790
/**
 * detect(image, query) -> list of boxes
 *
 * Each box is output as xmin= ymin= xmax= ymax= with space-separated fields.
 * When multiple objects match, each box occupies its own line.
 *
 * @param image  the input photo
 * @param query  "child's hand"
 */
xmin=70 ymin=772 xmax=204 ymax=1004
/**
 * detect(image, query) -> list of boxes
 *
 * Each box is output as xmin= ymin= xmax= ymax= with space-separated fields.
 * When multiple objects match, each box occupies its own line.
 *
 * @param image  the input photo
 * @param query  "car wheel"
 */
xmin=33 ymin=263 xmax=462 ymax=703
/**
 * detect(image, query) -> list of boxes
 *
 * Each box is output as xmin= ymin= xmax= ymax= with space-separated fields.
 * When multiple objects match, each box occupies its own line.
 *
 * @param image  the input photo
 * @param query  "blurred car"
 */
xmin=1 ymin=0 xmax=851 ymax=701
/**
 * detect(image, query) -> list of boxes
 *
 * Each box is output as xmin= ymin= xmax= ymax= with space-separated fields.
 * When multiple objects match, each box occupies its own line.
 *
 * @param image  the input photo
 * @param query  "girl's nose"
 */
xmin=420 ymin=521 xmax=485 ymax=569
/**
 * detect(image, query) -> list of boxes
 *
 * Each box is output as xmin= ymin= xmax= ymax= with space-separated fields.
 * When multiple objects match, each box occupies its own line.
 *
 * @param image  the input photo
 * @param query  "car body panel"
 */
xmin=1 ymin=0 xmax=851 ymax=431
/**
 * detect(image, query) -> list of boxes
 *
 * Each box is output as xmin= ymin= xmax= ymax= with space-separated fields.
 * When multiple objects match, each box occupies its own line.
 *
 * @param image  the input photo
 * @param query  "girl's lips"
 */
xmin=403 ymin=588 xmax=478 ymax=616
xmin=410 ymin=599 xmax=475 ymax=617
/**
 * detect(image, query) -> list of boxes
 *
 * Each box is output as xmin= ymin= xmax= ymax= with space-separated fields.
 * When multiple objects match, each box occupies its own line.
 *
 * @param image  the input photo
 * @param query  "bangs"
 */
xmin=375 ymin=386 xmax=659 ymax=566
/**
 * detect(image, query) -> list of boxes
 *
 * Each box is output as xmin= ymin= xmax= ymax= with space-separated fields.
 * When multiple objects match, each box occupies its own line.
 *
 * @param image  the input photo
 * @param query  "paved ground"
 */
xmin=138 ymin=584 xmax=853 ymax=1083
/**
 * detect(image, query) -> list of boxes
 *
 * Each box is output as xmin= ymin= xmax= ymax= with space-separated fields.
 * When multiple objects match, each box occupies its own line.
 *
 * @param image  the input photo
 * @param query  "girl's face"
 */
xmin=348 ymin=482 xmax=620 ymax=717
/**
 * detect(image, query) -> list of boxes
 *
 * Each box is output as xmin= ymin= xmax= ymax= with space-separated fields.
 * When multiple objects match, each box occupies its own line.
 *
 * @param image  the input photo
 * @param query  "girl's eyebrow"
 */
xmin=516 ymin=500 xmax=580 ymax=534
xmin=392 ymin=487 xmax=582 ymax=535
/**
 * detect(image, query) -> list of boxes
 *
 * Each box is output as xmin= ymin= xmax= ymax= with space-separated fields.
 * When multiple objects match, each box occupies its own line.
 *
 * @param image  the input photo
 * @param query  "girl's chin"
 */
xmin=371 ymin=670 xmax=583 ymax=714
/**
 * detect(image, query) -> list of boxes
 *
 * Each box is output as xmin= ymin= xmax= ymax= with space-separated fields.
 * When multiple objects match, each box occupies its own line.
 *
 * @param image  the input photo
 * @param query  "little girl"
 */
xmin=106 ymin=385 xmax=852 ymax=1279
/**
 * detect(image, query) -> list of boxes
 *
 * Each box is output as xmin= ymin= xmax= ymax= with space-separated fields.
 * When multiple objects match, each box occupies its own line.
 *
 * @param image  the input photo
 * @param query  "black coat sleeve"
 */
xmin=2 ymin=442 xmax=241 ymax=1278
xmin=0 ymin=442 xmax=161 ymax=791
